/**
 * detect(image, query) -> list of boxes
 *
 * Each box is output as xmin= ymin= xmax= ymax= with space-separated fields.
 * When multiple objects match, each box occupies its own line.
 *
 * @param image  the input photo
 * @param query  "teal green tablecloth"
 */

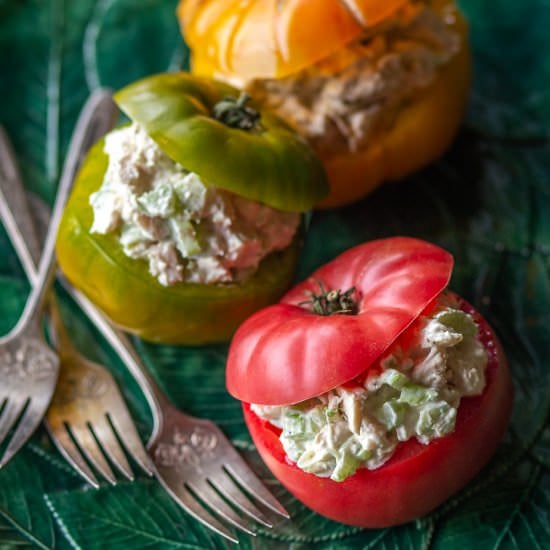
xmin=0 ymin=1 xmax=549 ymax=548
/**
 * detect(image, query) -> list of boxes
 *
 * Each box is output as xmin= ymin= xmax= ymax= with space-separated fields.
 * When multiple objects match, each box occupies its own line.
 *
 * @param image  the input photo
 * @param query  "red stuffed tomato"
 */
xmin=226 ymin=237 xmax=513 ymax=527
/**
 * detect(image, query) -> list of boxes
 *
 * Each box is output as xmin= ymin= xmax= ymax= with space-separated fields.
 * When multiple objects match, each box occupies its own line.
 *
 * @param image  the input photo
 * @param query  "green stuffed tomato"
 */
xmin=57 ymin=140 xmax=302 ymax=344
xmin=56 ymin=73 xmax=326 ymax=344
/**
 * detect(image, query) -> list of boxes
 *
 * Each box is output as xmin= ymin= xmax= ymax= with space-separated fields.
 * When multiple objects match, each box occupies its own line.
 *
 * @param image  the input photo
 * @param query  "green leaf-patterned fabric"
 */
xmin=1 ymin=0 xmax=549 ymax=548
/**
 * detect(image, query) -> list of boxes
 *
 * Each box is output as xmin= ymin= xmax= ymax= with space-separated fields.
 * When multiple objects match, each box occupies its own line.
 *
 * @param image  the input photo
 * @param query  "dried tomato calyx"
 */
xmin=299 ymin=280 xmax=358 ymax=316
xmin=212 ymin=92 xmax=261 ymax=131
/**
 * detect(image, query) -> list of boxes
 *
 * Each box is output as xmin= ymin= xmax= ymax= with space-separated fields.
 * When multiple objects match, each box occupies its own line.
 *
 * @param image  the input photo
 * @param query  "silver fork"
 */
xmin=0 ymin=92 xmax=117 ymax=468
xmin=0 ymin=129 xmax=60 ymax=468
xmin=0 ymin=128 xmax=155 ymax=487
xmin=0 ymin=90 xmax=115 ymax=467
xmin=39 ymin=222 xmax=286 ymax=541
xmin=75 ymin=308 xmax=290 ymax=542
xmin=46 ymin=301 xmax=155 ymax=487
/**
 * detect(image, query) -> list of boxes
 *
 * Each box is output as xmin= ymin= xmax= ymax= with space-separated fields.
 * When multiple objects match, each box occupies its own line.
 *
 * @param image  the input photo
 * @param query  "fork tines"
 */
xmin=45 ymin=359 xmax=155 ymax=488
xmin=151 ymin=417 xmax=289 ymax=544
xmin=0 ymin=341 xmax=59 ymax=468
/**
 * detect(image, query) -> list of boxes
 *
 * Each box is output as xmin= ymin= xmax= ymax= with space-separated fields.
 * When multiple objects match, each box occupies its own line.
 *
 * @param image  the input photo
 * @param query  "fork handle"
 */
xmin=9 ymin=90 xmax=117 ymax=336
xmin=0 ymin=127 xmax=42 ymax=271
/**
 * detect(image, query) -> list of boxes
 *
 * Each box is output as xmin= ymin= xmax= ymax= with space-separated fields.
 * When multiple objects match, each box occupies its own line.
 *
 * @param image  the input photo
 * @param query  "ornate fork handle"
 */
xmin=0 ymin=338 xmax=56 ymax=378
xmin=0 ymin=92 xmax=116 ymax=286
xmin=1 ymin=92 xmax=117 ymax=341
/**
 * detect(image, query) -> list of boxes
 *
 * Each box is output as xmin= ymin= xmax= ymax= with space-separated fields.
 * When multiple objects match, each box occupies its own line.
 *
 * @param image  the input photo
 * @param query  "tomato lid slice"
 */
xmin=226 ymin=237 xmax=453 ymax=405
xmin=179 ymin=0 xmax=410 ymax=81
xmin=114 ymin=72 xmax=328 ymax=212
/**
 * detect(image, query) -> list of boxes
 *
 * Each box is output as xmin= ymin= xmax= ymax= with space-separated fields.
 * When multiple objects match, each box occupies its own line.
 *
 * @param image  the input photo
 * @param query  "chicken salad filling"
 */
xmin=89 ymin=123 xmax=300 ymax=286
xmin=247 ymin=2 xmax=461 ymax=154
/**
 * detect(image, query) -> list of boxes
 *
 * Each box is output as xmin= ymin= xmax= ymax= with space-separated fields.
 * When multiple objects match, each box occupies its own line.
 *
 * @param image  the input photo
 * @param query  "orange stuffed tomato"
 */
xmin=178 ymin=0 xmax=471 ymax=208
xmin=226 ymin=237 xmax=513 ymax=527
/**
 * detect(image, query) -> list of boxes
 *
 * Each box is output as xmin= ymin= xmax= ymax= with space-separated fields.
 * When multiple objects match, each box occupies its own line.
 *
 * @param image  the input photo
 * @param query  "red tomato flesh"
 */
xmin=242 ymin=297 xmax=513 ymax=527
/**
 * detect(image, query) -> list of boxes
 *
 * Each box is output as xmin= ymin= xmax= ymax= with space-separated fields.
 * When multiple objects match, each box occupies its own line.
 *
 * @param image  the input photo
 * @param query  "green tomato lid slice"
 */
xmin=114 ymin=72 xmax=328 ymax=212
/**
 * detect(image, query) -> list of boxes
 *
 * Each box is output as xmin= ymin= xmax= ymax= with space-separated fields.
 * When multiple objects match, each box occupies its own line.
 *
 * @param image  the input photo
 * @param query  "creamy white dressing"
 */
xmin=247 ymin=3 xmax=460 ymax=154
xmin=89 ymin=123 xmax=299 ymax=286
xmin=251 ymin=301 xmax=488 ymax=482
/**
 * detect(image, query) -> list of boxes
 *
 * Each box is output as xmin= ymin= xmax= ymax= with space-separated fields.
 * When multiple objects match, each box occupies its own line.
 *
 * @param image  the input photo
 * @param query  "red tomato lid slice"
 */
xmin=226 ymin=237 xmax=453 ymax=405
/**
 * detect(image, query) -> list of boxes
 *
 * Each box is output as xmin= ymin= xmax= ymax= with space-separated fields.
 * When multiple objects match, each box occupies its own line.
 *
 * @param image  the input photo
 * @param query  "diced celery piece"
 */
xmin=396 ymin=423 xmax=414 ymax=442
xmin=377 ymin=399 xmax=407 ymax=429
xmin=308 ymin=406 xmax=327 ymax=433
xmin=283 ymin=405 xmax=325 ymax=443
xmin=298 ymin=449 xmax=335 ymax=477
xmin=379 ymin=368 xmax=409 ymax=390
xmin=282 ymin=415 xmax=306 ymax=440
xmin=169 ymin=217 xmax=201 ymax=257
xmin=399 ymin=384 xmax=438 ymax=406
xmin=173 ymin=173 xmax=207 ymax=213
xmin=119 ymin=224 xmax=150 ymax=250
xmin=332 ymin=450 xmax=362 ymax=482
xmin=435 ymin=309 xmax=477 ymax=338
xmin=138 ymin=182 xmax=177 ymax=218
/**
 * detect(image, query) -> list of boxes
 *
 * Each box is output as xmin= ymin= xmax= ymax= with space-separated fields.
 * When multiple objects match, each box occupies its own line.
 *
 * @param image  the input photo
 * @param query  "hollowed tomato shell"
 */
xmin=242 ymin=296 xmax=513 ymax=527
xmin=316 ymin=9 xmax=471 ymax=208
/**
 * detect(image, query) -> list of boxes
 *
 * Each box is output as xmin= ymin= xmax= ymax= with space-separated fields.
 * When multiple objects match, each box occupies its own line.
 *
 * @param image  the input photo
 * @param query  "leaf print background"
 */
xmin=0 ymin=0 xmax=549 ymax=548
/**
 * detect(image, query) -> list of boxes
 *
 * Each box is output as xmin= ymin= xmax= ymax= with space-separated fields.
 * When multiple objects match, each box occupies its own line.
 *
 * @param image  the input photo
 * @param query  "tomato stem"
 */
xmin=299 ymin=279 xmax=358 ymax=316
xmin=212 ymin=92 xmax=261 ymax=131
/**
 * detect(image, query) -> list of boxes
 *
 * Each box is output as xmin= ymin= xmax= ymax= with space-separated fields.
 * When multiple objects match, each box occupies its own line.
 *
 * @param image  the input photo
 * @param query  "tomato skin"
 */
xmin=241 ymin=297 xmax=513 ymax=527
xmin=227 ymin=237 xmax=453 ymax=405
